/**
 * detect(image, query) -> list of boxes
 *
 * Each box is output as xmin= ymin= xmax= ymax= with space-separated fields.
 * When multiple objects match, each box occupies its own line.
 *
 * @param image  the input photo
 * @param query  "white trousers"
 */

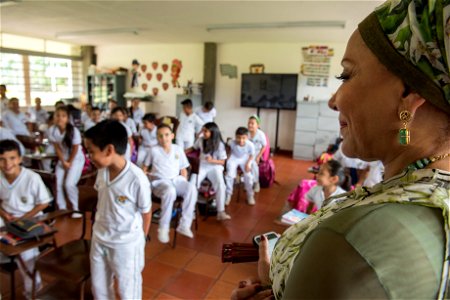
xmin=175 ymin=132 xmax=195 ymax=150
xmin=191 ymin=165 xmax=226 ymax=213
xmin=42 ymin=144 xmax=55 ymax=171
xmin=152 ymin=176 xmax=197 ymax=229
xmin=55 ymin=157 xmax=85 ymax=210
xmin=90 ymin=237 xmax=145 ymax=300
xmin=137 ymin=146 xmax=151 ymax=167
xmin=225 ymin=158 xmax=254 ymax=197
xmin=252 ymin=158 xmax=260 ymax=184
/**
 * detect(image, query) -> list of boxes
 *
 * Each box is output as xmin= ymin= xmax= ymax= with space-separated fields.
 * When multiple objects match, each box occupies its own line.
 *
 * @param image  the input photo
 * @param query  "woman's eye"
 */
xmin=335 ymin=73 xmax=350 ymax=81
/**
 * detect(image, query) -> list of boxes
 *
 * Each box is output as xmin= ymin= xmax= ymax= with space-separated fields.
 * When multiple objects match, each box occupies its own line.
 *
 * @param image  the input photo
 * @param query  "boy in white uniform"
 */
xmin=247 ymin=115 xmax=267 ymax=193
xmin=176 ymin=99 xmax=204 ymax=149
xmin=137 ymin=113 xmax=158 ymax=168
xmin=28 ymin=97 xmax=49 ymax=127
xmin=0 ymin=140 xmax=52 ymax=297
xmin=110 ymin=107 xmax=134 ymax=160
xmin=146 ymin=124 xmax=197 ymax=243
xmin=225 ymin=127 xmax=256 ymax=205
xmin=0 ymin=126 xmax=26 ymax=155
xmin=84 ymin=120 xmax=151 ymax=300
xmin=195 ymin=101 xmax=216 ymax=123
xmin=2 ymin=98 xmax=30 ymax=136
xmin=130 ymin=98 xmax=145 ymax=129
xmin=83 ymin=106 xmax=102 ymax=131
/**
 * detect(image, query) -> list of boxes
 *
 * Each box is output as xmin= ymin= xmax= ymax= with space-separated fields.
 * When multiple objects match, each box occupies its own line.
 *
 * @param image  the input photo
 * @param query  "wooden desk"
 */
xmin=23 ymin=153 xmax=58 ymax=170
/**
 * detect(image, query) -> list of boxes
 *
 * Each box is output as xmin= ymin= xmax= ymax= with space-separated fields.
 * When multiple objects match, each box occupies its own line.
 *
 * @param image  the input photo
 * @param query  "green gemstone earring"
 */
xmin=399 ymin=110 xmax=412 ymax=146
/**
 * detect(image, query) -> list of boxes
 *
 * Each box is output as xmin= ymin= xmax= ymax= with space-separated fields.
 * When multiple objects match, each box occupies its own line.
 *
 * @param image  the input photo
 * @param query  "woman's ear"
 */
xmin=399 ymin=89 xmax=426 ymax=117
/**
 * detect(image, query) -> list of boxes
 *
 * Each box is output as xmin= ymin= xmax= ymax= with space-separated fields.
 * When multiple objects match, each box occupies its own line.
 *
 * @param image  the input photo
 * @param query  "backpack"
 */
xmin=259 ymin=158 xmax=275 ymax=188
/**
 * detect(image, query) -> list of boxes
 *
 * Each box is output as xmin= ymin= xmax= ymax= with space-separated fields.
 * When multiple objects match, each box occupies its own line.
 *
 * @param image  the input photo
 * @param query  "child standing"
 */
xmin=0 ymin=140 xmax=52 ymax=297
xmin=137 ymin=113 xmax=158 ymax=167
xmin=176 ymin=99 xmax=204 ymax=149
xmin=110 ymin=107 xmax=134 ymax=160
xmin=48 ymin=106 xmax=85 ymax=216
xmin=195 ymin=101 xmax=217 ymax=123
xmin=189 ymin=122 xmax=230 ymax=220
xmin=305 ymin=160 xmax=350 ymax=214
xmin=247 ymin=115 xmax=267 ymax=193
xmin=147 ymin=124 xmax=197 ymax=243
xmin=225 ymin=127 xmax=255 ymax=205
xmin=84 ymin=120 xmax=151 ymax=300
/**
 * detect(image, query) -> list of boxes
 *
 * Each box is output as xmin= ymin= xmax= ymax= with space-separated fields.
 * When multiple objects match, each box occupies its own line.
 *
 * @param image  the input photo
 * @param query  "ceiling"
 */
xmin=1 ymin=0 xmax=384 ymax=46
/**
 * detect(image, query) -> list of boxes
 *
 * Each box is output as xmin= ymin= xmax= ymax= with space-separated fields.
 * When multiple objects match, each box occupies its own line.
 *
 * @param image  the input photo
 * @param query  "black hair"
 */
xmin=9 ymin=97 xmax=19 ymax=103
xmin=84 ymin=120 xmax=128 ymax=155
xmin=0 ymin=140 xmax=21 ymax=156
xmin=142 ymin=113 xmax=156 ymax=123
xmin=0 ymin=84 xmax=6 ymax=89
xmin=111 ymin=106 xmax=127 ymax=116
xmin=235 ymin=127 xmax=249 ymax=136
xmin=202 ymin=122 xmax=224 ymax=155
xmin=54 ymin=100 xmax=65 ymax=107
xmin=55 ymin=106 xmax=75 ymax=151
xmin=325 ymin=160 xmax=352 ymax=191
xmin=181 ymin=99 xmax=192 ymax=107
xmin=204 ymin=101 xmax=214 ymax=110
xmin=157 ymin=123 xmax=173 ymax=132
xmin=91 ymin=106 xmax=101 ymax=112
xmin=109 ymin=99 xmax=117 ymax=104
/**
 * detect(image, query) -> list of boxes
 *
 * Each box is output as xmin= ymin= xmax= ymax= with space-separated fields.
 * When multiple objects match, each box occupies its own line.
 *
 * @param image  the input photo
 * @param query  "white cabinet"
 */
xmin=293 ymin=102 xmax=339 ymax=160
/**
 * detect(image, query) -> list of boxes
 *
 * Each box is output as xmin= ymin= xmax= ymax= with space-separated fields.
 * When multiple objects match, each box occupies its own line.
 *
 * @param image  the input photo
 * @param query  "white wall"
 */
xmin=95 ymin=41 xmax=346 ymax=151
xmin=95 ymin=44 xmax=204 ymax=116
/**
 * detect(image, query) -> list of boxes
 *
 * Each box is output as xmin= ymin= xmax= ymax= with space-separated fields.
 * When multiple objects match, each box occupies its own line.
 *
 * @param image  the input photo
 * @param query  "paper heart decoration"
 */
xmin=152 ymin=87 xmax=159 ymax=96
xmin=156 ymin=73 xmax=163 ymax=81
xmin=146 ymin=73 xmax=152 ymax=81
xmin=162 ymin=64 xmax=168 ymax=72
xmin=152 ymin=62 xmax=158 ymax=70
xmin=142 ymin=83 xmax=148 ymax=91
xmin=162 ymin=82 xmax=169 ymax=91
xmin=141 ymin=64 xmax=147 ymax=72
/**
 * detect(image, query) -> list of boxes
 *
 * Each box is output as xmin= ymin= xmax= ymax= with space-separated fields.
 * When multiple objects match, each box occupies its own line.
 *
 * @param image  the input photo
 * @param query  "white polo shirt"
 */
xmin=193 ymin=137 xmax=227 ymax=167
xmin=195 ymin=107 xmax=216 ymax=123
xmin=84 ymin=119 xmax=97 ymax=131
xmin=125 ymin=118 xmax=138 ymax=135
xmin=306 ymin=185 xmax=346 ymax=209
xmin=81 ymin=111 xmax=89 ymax=124
xmin=0 ymin=127 xmax=26 ymax=155
xmin=230 ymin=140 xmax=255 ymax=160
xmin=131 ymin=107 xmax=144 ymax=126
xmin=1 ymin=110 xmax=29 ymax=136
xmin=148 ymin=144 xmax=189 ymax=180
xmin=140 ymin=127 xmax=157 ymax=148
xmin=93 ymin=161 xmax=151 ymax=246
xmin=0 ymin=167 xmax=52 ymax=218
xmin=249 ymin=129 xmax=267 ymax=155
xmin=120 ymin=121 xmax=132 ymax=159
xmin=176 ymin=112 xmax=204 ymax=137
xmin=28 ymin=108 xmax=49 ymax=126
xmin=47 ymin=125 xmax=84 ymax=162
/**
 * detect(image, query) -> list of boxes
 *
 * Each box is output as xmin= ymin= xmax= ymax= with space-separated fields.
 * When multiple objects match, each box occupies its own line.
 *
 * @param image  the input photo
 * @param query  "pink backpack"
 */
xmin=287 ymin=179 xmax=318 ymax=213
xmin=258 ymin=133 xmax=275 ymax=188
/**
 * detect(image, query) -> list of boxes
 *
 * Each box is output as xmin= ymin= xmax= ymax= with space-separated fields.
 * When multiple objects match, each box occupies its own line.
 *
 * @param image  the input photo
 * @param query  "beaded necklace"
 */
xmin=407 ymin=153 xmax=450 ymax=171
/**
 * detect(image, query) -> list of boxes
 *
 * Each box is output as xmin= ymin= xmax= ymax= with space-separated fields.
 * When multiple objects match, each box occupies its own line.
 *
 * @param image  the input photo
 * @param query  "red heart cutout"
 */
xmin=141 ymin=64 xmax=147 ymax=72
xmin=162 ymin=64 xmax=168 ymax=72
xmin=156 ymin=73 xmax=163 ymax=81
xmin=142 ymin=83 xmax=148 ymax=91
xmin=146 ymin=73 xmax=152 ymax=81
xmin=152 ymin=87 xmax=159 ymax=96
xmin=162 ymin=82 xmax=169 ymax=91
xmin=152 ymin=62 xmax=158 ymax=70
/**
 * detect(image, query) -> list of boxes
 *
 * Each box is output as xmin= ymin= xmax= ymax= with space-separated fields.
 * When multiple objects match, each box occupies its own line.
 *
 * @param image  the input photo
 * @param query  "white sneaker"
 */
xmin=254 ymin=182 xmax=260 ymax=193
xmin=225 ymin=194 xmax=232 ymax=206
xmin=158 ymin=227 xmax=170 ymax=243
xmin=247 ymin=196 xmax=255 ymax=206
xmin=71 ymin=212 xmax=83 ymax=219
xmin=217 ymin=211 xmax=231 ymax=221
xmin=176 ymin=225 xmax=194 ymax=238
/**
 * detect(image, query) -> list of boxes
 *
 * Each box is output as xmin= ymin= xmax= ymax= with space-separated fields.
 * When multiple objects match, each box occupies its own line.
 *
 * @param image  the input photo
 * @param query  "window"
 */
xmin=0 ymin=53 xmax=26 ymax=105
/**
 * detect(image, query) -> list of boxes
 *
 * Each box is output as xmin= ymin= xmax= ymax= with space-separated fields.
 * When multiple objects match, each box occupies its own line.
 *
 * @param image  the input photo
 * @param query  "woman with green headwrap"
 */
xmin=231 ymin=0 xmax=449 ymax=299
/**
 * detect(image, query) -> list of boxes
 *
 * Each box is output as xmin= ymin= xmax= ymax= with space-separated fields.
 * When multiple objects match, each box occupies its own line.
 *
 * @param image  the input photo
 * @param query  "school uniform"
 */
xmin=125 ymin=118 xmax=138 ymax=135
xmin=306 ymin=185 xmax=346 ymax=209
xmin=248 ymin=129 xmax=267 ymax=182
xmin=137 ymin=127 xmax=157 ymax=167
xmin=1 ymin=110 xmax=29 ymax=136
xmin=225 ymin=140 xmax=255 ymax=198
xmin=195 ymin=107 xmax=216 ymax=123
xmin=363 ymin=160 xmax=384 ymax=187
xmin=91 ymin=160 xmax=151 ymax=300
xmin=0 ymin=127 xmax=26 ymax=155
xmin=192 ymin=138 xmax=227 ymax=213
xmin=175 ymin=112 xmax=204 ymax=149
xmin=149 ymin=144 xmax=197 ymax=231
xmin=84 ymin=118 xmax=97 ymax=131
xmin=80 ymin=111 xmax=89 ymax=124
xmin=0 ymin=167 xmax=52 ymax=294
xmin=131 ymin=107 xmax=144 ymax=128
xmin=28 ymin=107 xmax=49 ymax=126
xmin=47 ymin=125 xmax=85 ymax=210
xmin=120 ymin=121 xmax=133 ymax=160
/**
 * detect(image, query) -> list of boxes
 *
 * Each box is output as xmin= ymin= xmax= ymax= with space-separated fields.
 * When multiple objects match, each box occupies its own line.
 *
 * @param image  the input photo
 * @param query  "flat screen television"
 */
xmin=240 ymin=73 xmax=298 ymax=110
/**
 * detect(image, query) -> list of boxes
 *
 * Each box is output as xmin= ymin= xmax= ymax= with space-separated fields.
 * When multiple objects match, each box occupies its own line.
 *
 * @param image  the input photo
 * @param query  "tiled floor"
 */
xmin=0 ymin=155 xmax=313 ymax=299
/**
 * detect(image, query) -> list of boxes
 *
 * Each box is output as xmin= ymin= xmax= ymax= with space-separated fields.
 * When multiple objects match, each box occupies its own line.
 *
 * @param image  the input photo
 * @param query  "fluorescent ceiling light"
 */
xmin=206 ymin=21 xmax=345 ymax=32
xmin=0 ymin=0 xmax=20 ymax=7
xmin=56 ymin=28 xmax=142 ymax=39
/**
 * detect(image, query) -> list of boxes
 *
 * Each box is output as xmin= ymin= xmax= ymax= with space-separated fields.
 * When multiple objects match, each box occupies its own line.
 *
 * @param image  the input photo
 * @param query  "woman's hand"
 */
xmin=258 ymin=235 xmax=271 ymax=286
xmin=231 ymin=278 xmax=273 ymax=300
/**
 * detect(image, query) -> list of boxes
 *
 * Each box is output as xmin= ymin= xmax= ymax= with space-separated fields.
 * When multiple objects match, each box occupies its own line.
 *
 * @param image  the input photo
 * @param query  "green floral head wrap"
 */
xmin=358 ymin=0 xmax=450 ymax=114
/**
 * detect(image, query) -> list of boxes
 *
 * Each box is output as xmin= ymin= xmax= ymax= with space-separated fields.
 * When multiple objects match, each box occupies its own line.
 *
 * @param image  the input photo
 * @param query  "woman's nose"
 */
xmin=328 ymin=93 xmax=338 ymax=111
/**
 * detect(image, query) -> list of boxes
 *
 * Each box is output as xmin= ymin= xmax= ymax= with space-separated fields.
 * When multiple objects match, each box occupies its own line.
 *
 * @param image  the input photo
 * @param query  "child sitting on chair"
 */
xmin=225 ymin=127 xmax=255 ymax=206
xmin=84 ymin=120 xmax=151 ymax=300
xmin=145 ymin=124 xmax=197 ymax=243
xmin=0 ymin=139 xmax=52 ymax=298
xmin=137 ymin=113 xmax=158 ymax=168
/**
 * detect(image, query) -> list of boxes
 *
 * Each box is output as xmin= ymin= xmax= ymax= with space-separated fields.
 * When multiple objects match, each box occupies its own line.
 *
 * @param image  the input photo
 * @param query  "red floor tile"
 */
xmin=142 ymin=261 xmax=180 ymax=290
xmin=185 ymin=253 xmax=226 ymax=279
xmin=205 ymin=280 xmax=237 ymax=300
xmin=162 ymin=270 xmax=215 ymax=299
xmin=155 ymin=246 xmax=197 ymax=268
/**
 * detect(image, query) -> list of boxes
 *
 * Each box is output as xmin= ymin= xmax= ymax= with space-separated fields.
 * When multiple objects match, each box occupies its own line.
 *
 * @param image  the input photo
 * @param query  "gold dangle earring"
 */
xmin=399 ymin=110 xmax=412 ymax=145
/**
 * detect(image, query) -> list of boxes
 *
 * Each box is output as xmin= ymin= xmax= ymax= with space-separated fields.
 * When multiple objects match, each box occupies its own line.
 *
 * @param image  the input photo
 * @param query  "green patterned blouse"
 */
xmin=270 ymin=168 xmax=449 ymax=299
